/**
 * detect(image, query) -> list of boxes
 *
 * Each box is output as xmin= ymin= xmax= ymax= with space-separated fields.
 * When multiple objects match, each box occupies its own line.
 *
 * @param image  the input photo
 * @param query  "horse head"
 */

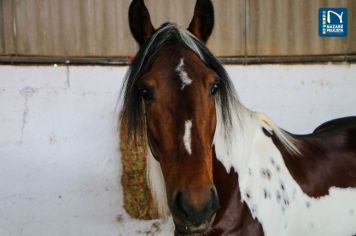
xmin=123 ymin=0 xmax=235 ymax=234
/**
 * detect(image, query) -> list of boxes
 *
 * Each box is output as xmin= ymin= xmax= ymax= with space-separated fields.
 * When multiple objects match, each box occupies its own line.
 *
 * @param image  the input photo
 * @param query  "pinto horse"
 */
xmin=121 ymin=0 xmax=356 ymax=235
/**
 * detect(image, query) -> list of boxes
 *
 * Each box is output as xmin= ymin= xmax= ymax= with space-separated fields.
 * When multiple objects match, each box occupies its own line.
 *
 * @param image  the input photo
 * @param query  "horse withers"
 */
xmin=121 ymin=0 xmax=356 ymax=235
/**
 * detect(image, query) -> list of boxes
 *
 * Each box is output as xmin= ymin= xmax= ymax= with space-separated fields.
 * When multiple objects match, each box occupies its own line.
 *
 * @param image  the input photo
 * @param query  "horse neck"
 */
xmin=212 ymin=148 xmax=264 ymax=234
xmin=213 ymin=101 xmax=261 ymax=178
xmin=213 ymin=100 xmax=299 ymax=185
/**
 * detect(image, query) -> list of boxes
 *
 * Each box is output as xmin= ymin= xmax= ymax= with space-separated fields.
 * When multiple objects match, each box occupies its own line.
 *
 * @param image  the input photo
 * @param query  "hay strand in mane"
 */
xmin=119 ymin=118 xmax=159 ymax=219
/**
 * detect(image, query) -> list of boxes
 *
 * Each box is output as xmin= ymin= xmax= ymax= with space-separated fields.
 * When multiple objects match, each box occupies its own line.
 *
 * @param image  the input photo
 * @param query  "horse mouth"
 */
xmin=174 ymin=222 xmax=212 ymax=235
xmin=174 ymin=213 xmax=216 ymax=235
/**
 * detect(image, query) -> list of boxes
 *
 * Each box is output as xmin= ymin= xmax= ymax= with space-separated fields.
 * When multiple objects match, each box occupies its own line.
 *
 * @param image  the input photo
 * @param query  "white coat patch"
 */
xmin=183 ymin=120 xmax=193 ymax=155
xmin=175 ymin=58 xmax=192 ymax=90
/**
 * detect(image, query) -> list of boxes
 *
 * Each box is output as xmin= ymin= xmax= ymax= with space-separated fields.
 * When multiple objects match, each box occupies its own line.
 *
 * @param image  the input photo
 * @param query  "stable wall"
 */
xmin=0 ymin=64 xmax=355 ymax=236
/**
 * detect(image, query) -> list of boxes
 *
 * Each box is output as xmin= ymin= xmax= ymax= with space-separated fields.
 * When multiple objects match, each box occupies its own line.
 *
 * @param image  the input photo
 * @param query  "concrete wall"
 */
xmin=0 ymin=64 xmax=355 ymax=236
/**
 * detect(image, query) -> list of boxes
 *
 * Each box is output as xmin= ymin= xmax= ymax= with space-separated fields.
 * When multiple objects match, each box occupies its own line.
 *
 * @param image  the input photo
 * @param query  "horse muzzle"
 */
xmin=171 ymin=186 xmax=219 ymax=235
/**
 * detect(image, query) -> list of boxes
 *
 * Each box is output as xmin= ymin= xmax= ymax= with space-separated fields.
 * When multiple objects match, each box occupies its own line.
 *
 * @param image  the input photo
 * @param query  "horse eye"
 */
xmin=138 ymin=87 xmax=153 ymax=101
xmin=210 ymin=82 xmax=221 ymax=95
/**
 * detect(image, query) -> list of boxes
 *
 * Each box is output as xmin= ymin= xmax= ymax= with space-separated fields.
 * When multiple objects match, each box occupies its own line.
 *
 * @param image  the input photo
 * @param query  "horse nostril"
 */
xmin=210 ymin=187 xmax=220 ymax=212
xmin=174 ymin=191 xmax=192 ymax=218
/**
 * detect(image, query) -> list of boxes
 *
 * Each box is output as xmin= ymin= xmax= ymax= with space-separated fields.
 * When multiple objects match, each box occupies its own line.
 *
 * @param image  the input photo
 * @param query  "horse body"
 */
xmin=122 ymin=0 xmax=356 ymax=235
xmin=214 ymin=104 xmax=356 ymax=235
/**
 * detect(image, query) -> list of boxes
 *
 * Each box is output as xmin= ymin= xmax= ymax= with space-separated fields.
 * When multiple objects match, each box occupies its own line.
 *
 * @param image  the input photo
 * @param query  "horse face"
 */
xmin=141 ymin=48 xmax=219 ymax=234
xmin=128 ymin=0 xmax=218 ymax=233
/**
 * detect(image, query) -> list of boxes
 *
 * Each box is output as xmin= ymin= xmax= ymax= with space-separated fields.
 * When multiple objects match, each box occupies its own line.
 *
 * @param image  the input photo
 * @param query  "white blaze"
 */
xmin=175 ymin=58 xmax=192 ymax=90
xmin=183 ymin=120 xmax=193 ymax=155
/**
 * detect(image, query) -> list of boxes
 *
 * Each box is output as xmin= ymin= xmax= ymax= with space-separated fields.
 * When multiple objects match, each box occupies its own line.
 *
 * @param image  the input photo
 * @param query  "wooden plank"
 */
xmin=11 ymin=0 xmax=137 ymax=57
xmin=0 ymin=0 xmax=16 ymax=54
xmin=247 ymin=0 xmax=352 ymax=56
xmin=348 ymin=0 xmax=356 ymax=53
xmin=144 ymin=0 xmax=245 ymax=56
xmin=6 ymin=0 xmax=246 ymax=57
xmin=208 ymin=0 xmax=245 ymax=56
xmin=0 ymin=0 xmax=4 ymax=53
xmin=114 ymin=0 xmax=138 ymax=57
xmin=14 ymin=0 xmax=57 ymax=55
xmin=0 ymin=0 xmax=354 ymax=59
xmin=145 ymin=0 xmax=194 ymax=28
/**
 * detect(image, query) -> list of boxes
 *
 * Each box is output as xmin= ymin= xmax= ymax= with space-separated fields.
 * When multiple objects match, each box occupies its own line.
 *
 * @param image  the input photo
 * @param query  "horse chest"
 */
xmin=238 ymin=130 xmax=356 ymax=236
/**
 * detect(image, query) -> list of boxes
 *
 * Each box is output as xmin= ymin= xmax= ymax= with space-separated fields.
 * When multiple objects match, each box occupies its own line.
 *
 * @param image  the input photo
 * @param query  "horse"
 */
xmin=120 ymin=0 xmax=356 ymax=235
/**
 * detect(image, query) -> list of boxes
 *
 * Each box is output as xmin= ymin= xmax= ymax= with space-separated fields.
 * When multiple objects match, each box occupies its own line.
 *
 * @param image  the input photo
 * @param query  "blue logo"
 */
xmin=319 ymin=8 xmax=348 ymax=37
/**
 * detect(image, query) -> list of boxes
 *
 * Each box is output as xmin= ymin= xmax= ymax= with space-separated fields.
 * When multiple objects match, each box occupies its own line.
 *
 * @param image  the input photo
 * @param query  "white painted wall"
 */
xmin=0 ymin=64 xmax=355 ymax=236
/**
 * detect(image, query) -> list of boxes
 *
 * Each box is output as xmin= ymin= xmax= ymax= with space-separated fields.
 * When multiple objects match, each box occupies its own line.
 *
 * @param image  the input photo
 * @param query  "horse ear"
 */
xmin=188 ymin=0 xmax=214 ymax=43
xmin=129 ymin=0 xmax=155 ymax=46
